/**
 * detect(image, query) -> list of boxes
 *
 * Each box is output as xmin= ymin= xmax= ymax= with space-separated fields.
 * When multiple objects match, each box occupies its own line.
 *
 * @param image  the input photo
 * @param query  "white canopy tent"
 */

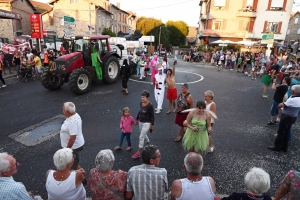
xmin=234 ymin=41 xmax=258 ymax=46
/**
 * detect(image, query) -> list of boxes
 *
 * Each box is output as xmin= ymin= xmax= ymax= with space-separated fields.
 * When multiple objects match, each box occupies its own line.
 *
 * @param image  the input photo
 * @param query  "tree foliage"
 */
xmin=166 ymin=20 xmax=189 ymax=36
xmin=102 ymin=28 xmax=116 ymax=37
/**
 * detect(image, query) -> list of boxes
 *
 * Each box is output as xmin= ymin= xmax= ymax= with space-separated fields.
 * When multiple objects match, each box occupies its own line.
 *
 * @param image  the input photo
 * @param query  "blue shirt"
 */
xmin=0 ymin=176 xmax=32 ymax=200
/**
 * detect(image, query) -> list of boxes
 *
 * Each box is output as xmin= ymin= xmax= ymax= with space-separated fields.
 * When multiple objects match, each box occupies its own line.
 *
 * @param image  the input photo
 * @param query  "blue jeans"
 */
xmin=246 ymin=64 xmax=251 ymax=72
xmin=119 ymin=132 xmax=131 ymax=147
xmin=15 ymin=64 xmax=20 ymax=76
xmin=270 ymin=100 xmax=280 ymax=116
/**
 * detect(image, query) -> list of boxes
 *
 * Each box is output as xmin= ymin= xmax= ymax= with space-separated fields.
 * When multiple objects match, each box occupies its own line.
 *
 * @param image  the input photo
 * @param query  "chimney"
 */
xmin=117 ymin=2 xmax=120 ymax=8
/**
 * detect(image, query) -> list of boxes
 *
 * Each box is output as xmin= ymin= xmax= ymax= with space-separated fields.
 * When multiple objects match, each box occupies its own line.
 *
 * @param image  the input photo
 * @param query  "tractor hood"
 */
xmin=53 ymin=52 xmax=85 ymax=74
xmin=55 ymin=52 xmax=82 ymax=62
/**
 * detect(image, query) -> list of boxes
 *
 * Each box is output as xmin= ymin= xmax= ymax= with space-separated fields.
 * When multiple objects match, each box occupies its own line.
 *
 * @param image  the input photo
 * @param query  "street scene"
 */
xmin=1 ymin=0 xmax=300 ymax=199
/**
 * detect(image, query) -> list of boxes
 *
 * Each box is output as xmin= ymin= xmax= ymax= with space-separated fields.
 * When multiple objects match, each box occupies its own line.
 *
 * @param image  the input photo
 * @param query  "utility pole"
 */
xmin=89 ymin=0 xmax=92 ymax=35
xmin=158 ymin=26 xmax=162 ymax=51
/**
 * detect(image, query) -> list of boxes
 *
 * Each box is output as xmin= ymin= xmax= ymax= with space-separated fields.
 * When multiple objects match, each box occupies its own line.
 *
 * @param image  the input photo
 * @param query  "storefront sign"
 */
xmin=30 ymin=14 xmax=43 ymax=39
xmin=0 ymin=9 xmax=21 ymax=19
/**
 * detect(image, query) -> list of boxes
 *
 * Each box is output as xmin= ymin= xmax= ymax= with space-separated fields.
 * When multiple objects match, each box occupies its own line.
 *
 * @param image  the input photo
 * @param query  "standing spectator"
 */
xmin=43 ymin=50 xmax=49 ymax=67
xmin=237 ymin=53 xmax=243 ymax=72
xmin=126 ymin=145 xmax=168 ymax=200
xmin=154 ymin=67 xmax=166 ymax=114
xmin=0 ymin=152 xmax=34 ymax=199
xmin=47 ymin=42 xmax=55 ymax=50
xmin=175 ymin=83 xmax=194 ymax=142
xmin=162 ymin=56 xmax=169 ymax=74
xmin=12 ymin=52 xmax=21 ymax=78
xmin=114 ymin=107 xmax=135 ymax=151
xmin=46 ymin=148 xmax=86 ymax=200
xmin=88 ymin=149 xmax=127 ymax=199
xmin=183 ymin=100 xmax=211 ymax=154
xmin=0 ymin=51 xmax=12 ymax=75
xmin=0 ymin=60 xmax=6 ymax=88
xmin=150 ymin=55 xmax=159 ymax=85
xmin=268 ymin=85 xmax=300 ymax=152
xmin=231 ymin=53 xmax=236 ymax=70
xmin=221 ymin=167 xmax=272 ymax=200
xmin=292 ymin=39 xmax=299 ymax=55
xmin=273 ymin=170 xmax=300 ymax=200
xmin=132 ymin=90 xmax=155 ymax=159
xmin=60 ymin=44 xmax=66 ymax=55
xmin=25 ymin=49 xmax=33 ymax=60
xmin=165 ymin=60 xmax=178 ymax=113
xmin=250 ymin=61 xmax=259 ymax=80
xmin=120 ymin=59 xmax=131 ymax=94
xmin=205 ymin=91 xmax=217 ymax=153
xmin=60 ymin=102 xmax=85 ymax=169
xmin=31 ymin=46 xmax=37 ymax=55
xmin=266 ymin=77 xmax=290 ymax=126
xmin=261 ymin=64 xmax=279 ymax=98
xmin=171 ymin=152 xmax=216 ymax=200
xmin=31 ymin=53 xmax=43 ymax=77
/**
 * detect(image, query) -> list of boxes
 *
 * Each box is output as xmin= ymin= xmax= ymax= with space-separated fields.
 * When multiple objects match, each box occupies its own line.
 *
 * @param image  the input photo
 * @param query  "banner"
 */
xmin=0 ymin=42 xmax=31 ymax=54
xmin=30 ymin=14 xmax=43 ymax=39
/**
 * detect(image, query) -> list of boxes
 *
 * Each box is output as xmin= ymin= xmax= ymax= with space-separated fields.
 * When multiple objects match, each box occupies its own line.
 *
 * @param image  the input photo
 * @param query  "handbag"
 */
xmin=96 ymin=173 xmax=124 ymax=199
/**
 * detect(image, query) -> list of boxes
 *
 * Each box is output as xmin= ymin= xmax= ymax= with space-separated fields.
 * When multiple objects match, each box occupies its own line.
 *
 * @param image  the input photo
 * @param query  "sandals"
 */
xmin=114 ymin=146 xmax=122 ymax=151
xmin=126 ymin=147 xmax=132 ymax=151
xmin=174 ymin=135 xmax=183 ymax=142
xmin=166 ymin=110 xmax=171 ymax=114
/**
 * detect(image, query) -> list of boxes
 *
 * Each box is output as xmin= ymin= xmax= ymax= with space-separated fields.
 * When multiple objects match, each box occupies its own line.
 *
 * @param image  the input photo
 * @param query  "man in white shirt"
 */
xmin=154 ymin=67 xmax=167 ymax=114
xmin=60 ymin=102 xmax=85 ymax=169
xmin=171 ymin=152 xmax=216 ymax=200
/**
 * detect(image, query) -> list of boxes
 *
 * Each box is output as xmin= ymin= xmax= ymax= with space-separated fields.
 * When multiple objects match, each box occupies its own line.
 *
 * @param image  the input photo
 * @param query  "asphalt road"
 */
xmin=1 ymin=58 xmax=299 ymax=198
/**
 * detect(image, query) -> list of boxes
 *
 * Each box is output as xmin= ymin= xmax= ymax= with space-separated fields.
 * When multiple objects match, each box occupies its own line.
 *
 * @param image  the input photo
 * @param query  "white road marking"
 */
xmin=129 ymin=70 xmax=204 ymax=85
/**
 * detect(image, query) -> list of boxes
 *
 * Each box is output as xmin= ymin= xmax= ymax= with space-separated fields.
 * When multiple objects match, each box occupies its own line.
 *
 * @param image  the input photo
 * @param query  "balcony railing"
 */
xmin=236 ymin=10 xmax=257 ymax=17
xmin=200 ymin=29 xmax=247 ymax=37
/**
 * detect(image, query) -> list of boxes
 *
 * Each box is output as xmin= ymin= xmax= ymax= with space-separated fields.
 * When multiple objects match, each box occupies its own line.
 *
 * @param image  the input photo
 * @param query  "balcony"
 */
xmin=201 ymin=29 xmax=247 ymax=38
xmin=236 ymin=10 xmax=257 ymax=18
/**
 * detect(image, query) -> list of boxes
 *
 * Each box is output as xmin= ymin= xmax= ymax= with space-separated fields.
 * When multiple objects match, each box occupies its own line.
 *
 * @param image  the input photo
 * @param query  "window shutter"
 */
xmin=282 ymin=0 xmax=287 ymax=10
xmin=223 ymin=19 xmax=227 ymax=30
xmin=248 ymin=20 xmax=254 ymax=32
xmin=253 ymin=0 xmax=258 ymax=10
xmin=207 ymin=19 xmax=213 ymax=29
xmin=277 ymin=21 xmax=282 ymax=33
xmin=267 ymin=0 xmax=272 ymax=10
xmin=242 ymin=0 xmax=247 ymax=8
xmin=263 ymin=21 xmax=268 ymax=32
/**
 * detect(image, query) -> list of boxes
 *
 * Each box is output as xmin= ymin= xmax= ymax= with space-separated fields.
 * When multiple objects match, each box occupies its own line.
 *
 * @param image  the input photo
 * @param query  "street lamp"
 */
xmin=158 ymin=25 xmax=165 ymax=51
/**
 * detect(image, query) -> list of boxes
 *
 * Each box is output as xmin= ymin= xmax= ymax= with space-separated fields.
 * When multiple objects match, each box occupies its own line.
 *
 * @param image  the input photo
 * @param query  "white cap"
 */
xmin=158 ymin=67 xmax=163 ymax=71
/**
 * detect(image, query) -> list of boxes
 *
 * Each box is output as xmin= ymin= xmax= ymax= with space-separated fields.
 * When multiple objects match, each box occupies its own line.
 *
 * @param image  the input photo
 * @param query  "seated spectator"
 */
xmin=126 ymin=145 xmax=168 ymax=200
xmin=0 ymin=152 xmax=38 ymax=199
xmin=274 ymin=170 xmax=300 ymax=200
xmin=46 ymin=148 xmax=86 ymax=200
xmin=221 ymin=167 xmax=272 ymax=200
xmin=88 ymin=149 xmax=127 ymax=199
xmin=171 ymin=152 xmax=216 ymax=200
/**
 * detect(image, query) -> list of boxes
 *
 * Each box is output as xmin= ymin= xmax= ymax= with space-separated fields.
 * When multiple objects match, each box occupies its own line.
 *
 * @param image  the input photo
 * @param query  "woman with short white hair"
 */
xmin=46 ymin=148 xmax=86 ymax=200
xmin=88 ymin=149 xmax=127 ymax=199
xmin=221 ymin=167 xmax=272 ymax=200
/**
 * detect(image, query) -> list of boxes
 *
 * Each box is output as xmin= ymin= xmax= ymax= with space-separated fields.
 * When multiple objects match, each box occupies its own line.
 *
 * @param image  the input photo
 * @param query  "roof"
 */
xmin=186 ymin=37 xmax=196 ymax=43
xmin=290 ymin=11 xmax=300 ymax=20
xmin=96 ymin=5 xmax=112 ymax=15
xmin=30 ymin=0 xmax=52 ymax=14
xmin=111 ymin=4 xmax=129 ymax=15
xmin=0 ymin=0 xmax=36 ymax=11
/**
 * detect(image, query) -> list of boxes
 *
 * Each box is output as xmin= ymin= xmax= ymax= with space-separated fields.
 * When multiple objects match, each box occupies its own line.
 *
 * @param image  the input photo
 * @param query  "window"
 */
xmin=269 ymin=0 xmax=287 ymax=10
xmin=70 ymin=0 xmax=77 ymax=3
xmin=107 ymin=18 xmax=109 ymax=28
xmin=214 ymin=0 xmax=226 ymax=9
xmin=287 ymin=29 xmax=290 ymax=35
xmin=266 ymin=22 xmax=279 ymax=33
xmin=112 ymin=12 xmax=114 ymax=19
xmin=213 ymin=21 xmax=222 ymax=30
xmin=295 ymin=17 xmax=298 ymax=24
xmin=297 ymin=28 xmax=300 ymax=34
xmin=119 ymin=13 xmax=121 ymax=22
xmin=246 ymin=0 xmax=253 ymax=6
xmin=102 ymin=17 xmax=105 ymax=27
xmin=98 ymin=15 xmax=101 ymax=26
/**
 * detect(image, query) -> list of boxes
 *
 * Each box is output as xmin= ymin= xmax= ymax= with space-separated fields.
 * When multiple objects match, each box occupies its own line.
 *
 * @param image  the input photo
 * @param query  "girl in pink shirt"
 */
xmin=114 ymin=107 xmax=135 ymax=151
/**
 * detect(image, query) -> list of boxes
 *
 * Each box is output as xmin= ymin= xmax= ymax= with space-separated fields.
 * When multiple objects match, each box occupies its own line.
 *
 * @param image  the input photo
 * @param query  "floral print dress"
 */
xmin=281 ymin=170 xmax=300 ymax=200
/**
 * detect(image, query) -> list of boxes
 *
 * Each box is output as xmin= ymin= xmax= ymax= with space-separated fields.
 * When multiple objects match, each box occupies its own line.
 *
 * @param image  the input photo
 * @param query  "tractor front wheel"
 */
xmin=69 ymin=68 xmax=91 ymax=95
xmin=102 ymin=56 xmax=120 ymax=84
xmin=41 ymin=67 xmax=62 ymax=90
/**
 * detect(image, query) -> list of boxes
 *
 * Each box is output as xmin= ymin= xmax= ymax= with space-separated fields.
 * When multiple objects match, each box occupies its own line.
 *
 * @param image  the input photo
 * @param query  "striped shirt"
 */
xmin=127 ymin=164 xmax=168 ymax=200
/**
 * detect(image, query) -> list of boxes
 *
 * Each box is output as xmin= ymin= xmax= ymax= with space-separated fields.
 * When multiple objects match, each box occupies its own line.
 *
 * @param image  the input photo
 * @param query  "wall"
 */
xmin=285 ymin=13 xmax=300 ymax=42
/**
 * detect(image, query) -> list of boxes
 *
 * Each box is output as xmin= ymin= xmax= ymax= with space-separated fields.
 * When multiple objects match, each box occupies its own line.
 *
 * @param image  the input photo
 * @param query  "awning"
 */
xmin=0 ymin=9 xmax=21 ymax=19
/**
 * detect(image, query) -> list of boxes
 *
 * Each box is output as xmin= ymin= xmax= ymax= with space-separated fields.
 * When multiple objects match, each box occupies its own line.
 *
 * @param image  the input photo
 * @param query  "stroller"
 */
xmin=19 ymin=63 xmax=35 ymax=82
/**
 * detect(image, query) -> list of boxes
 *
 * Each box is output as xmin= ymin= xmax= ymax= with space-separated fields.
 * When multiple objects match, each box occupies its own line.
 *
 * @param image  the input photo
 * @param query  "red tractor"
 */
xmin=41 ymin=35 xmax=121 ymax=95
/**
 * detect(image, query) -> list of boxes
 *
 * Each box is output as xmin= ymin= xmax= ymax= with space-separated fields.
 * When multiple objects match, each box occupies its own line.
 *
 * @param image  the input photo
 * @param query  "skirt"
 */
xmin=260 ymin=74 xmax=272 ymax=86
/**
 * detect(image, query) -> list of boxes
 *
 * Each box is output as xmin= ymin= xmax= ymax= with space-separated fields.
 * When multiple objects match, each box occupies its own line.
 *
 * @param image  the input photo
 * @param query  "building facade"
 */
xmin=0 ymin=0 xmax=35 ymax=43
xmin=198 ymin=0 xmax=293 ymax=44
xmin=285 ymin=11 xmax=300 ymax=43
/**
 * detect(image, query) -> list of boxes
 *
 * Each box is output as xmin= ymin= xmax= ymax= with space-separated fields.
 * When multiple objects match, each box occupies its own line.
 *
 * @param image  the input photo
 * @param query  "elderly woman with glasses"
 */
xmin=46 ymin=148 xmax=86 ymax=200
xmin=221 ymin=167 xmax=272 ymax=200
xmin=88 ymin=149 xmax=127 ymax=199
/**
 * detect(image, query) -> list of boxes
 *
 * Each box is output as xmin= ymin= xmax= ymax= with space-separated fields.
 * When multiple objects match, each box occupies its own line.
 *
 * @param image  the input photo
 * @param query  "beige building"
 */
xmin=198 ymin=0 xmax=293 ymax=45
xmin=42 ymin=0 xmax=136 ymax=38
xmin=0 ymin=0 xmax=36 ymax=43
xmin=285 ymin=11 xmax=300 ymax=43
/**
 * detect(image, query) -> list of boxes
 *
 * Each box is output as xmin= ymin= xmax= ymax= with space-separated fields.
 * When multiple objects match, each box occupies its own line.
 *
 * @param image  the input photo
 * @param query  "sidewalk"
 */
xmin=2 ymin=68 xmax=17 ymax=80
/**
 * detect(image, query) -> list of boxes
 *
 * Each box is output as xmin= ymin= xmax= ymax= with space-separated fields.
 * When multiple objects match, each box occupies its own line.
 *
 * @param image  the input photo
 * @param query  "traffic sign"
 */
xmin=63 ymin=16 xmax=75 ymax=27
xmin=262 ymin=34 xmax=274 ymax=40
xmin=63 ymin=28 xmax=74 ymax=38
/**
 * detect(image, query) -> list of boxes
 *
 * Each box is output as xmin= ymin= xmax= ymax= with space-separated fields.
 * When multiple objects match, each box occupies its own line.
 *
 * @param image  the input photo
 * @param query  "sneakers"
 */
xmin=276 ymin=118 xmax=280 ymax=122
xmin=1 ymin=85 xmax=6 ymax=88
xmin=266 ymin=121 xmax=276 ymax=126
xmin=262 ymin=94 xmax=268 ymax=98
xmin=132 ymin=152 xmax=140 ymax=159
xmin=208 ymin=146 xmax=214 ymax=153
xmin=155 ymin=109 xmax=161 ymax=114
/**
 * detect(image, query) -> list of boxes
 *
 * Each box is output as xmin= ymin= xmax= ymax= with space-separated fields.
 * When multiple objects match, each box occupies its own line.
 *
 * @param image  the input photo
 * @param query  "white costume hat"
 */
xmin=158 ymin=67 xmax=163 ymax=71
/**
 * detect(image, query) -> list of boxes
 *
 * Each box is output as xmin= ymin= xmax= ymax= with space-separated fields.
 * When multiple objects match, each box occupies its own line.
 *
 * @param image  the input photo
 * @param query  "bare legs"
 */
xmin=175 ymin=126 xmax=185 ymax=142
xmin=263 ymin=85 xmax=268 ymax=96
xmin=167 ymin=100 xmax=176 ymax=113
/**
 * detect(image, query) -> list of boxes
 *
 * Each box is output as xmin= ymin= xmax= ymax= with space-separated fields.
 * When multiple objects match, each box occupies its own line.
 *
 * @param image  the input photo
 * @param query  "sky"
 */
xmin=37 ymin=0 xmax=300 ymax=27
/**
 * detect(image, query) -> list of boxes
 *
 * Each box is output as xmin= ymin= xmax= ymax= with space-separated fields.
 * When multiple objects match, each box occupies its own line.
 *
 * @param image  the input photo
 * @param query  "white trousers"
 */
xmin=139 ymin=122 xmax=150 ymax=148
xmin=154 ymin=87 xmax=165 ymax=110
xmin=140 ymin=67 xmax=145 ymax=79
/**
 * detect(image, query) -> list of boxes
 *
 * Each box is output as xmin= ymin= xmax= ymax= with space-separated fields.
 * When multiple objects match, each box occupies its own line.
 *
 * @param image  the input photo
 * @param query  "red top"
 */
xmin=88 ymin=169 xmax=127 ymax=200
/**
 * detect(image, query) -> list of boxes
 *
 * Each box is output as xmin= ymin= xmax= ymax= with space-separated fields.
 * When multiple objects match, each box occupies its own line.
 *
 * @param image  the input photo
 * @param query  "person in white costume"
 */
xmin=154 ymin=67 xmax=166 ymax=114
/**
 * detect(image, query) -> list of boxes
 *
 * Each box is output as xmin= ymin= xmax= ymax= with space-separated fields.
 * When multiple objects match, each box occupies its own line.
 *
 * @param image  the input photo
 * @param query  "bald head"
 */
xmin=184 ymin=152 xmax=203 ymax=175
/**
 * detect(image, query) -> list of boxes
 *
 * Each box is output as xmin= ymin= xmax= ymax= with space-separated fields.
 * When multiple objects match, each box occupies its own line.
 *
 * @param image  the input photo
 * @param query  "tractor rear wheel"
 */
xmin=69 ymin=68 xmax=91 ymax=95
xmin=102 ymin=56 xmax=120 ymax=84
xmin=41 ymin=67 xmax=62 ymax=90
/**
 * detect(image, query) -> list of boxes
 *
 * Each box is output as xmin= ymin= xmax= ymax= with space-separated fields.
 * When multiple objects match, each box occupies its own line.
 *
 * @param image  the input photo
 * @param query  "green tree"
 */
xmin=102 ymin=28 xmax=116 ymax=37
xmin=136 ymin=17 xmax=163 ymax=36
xmin=166 ymin=20 xmax=189 ymax=36
xmin=166 ymin=20 xmax=189 ymax=46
